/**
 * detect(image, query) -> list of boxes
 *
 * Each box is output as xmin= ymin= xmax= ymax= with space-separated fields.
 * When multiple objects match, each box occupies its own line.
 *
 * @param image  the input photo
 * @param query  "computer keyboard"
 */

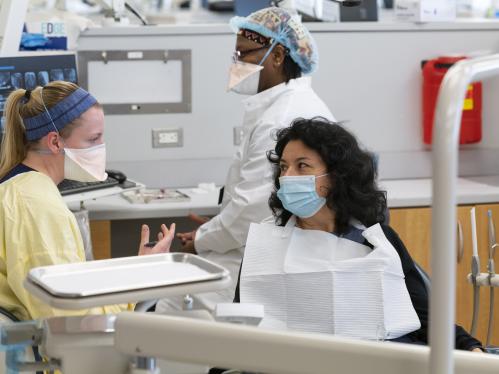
xmin=57 ymin=177 xmax=120 ymax=196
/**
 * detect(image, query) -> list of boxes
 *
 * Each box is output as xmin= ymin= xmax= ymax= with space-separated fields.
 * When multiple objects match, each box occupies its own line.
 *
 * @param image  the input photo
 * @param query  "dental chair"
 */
xmin=1 ymin=254 xmax=499 ymax=374
xmin=414 ymin=262 xmax=431 ymax=294
xmin=134 ymin=299 xmax=158 ymax=313
xmin=0 ymin=307 xmax=19 ymax=326
xmin=0 ymin=307 xmax=41 ymax=374
xmin=413 ymin=261 xmax=498 ymax=354
xmin=0 ymin=253 xmax=231 ymax=374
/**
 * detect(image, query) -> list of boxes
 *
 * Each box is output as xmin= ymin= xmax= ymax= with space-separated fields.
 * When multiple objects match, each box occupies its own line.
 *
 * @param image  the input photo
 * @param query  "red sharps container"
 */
xmin=422 ymin=56 xmax=482 ymax=145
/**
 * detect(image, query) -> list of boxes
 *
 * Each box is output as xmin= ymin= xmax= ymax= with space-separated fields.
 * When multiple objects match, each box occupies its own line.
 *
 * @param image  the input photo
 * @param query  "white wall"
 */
xmin=79 ymin=28 xmax=240 ymax=187
xmin=310 ymin=25 xmax=499 ymax=180
xmin=77 ymin=21 xmax=499 ymax=187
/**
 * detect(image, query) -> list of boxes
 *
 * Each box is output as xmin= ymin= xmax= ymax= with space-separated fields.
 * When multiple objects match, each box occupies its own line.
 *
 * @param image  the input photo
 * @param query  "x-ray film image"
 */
xmin=50 ymin=69 xmax=64 ymax=81
xmin=64 ymin=68 xmax=77 ymax=83
xmin=0 ymin=73 xmax=10 ymax=90
xmin=37 ymin=71 xmax=49 ymax=86
xmin=24 ymin=72 xmax=37 ymax=90
xmin=11 ymin=73 xmax=24 ymax=89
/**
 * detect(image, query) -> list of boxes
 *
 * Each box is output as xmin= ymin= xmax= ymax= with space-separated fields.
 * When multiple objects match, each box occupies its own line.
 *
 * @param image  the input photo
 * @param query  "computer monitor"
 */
xmin=0 ymin=53 xmax=77 ymax=140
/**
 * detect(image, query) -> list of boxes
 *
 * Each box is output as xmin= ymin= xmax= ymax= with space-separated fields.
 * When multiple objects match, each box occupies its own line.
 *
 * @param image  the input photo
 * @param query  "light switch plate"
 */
xmin=152 ymin=128 xmax=183 ymax=148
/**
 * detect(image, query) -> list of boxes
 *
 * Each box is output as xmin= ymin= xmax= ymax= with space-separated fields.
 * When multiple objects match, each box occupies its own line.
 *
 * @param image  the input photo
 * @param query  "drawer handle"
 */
xmin=457 ymin=220 xmax=464 ymax=264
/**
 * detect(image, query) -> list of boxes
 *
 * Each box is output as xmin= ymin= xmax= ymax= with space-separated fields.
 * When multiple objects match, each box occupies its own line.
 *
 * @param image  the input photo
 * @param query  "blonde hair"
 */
xmin=0 ymin=81 xmax=81 ymax=179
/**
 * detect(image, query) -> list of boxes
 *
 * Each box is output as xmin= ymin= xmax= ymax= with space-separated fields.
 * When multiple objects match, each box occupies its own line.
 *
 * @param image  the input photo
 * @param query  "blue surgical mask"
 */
xmin=276 ymin=173 xmax=329 ymax=218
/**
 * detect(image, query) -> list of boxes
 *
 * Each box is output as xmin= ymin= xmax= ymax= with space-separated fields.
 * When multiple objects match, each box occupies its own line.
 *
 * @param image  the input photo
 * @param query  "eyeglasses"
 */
xmin=232 ymin=46 xmax=269 ymax=63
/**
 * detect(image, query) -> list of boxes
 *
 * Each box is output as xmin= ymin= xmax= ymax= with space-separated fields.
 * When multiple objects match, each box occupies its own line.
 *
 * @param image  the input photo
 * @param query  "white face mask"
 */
xmin=227 ymin=40 xmax=279 ymax=96
xmin=36 ymin=86 xmax=107 ymax=183
xmin=227 ymin=60 xmax=264 ymax=96
xmin=63 ymin=143 xmax=108 ymax=182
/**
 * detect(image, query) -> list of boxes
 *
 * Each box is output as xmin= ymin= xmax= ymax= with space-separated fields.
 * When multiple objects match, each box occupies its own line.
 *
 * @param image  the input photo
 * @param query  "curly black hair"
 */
xmin=267 ymin=117 xmax=387 ymax=233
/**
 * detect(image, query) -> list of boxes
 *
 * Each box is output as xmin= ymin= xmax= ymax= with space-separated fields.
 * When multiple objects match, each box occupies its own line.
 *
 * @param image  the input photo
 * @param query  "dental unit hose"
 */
xmin=470 ymin=207 xmax=481 ymax=337
xmin=486 ymin=210 xmax=497 ymax=347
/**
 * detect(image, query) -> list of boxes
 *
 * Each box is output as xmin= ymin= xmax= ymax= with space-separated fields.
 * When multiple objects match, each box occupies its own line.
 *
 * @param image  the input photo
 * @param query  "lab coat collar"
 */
xmin=241 ymin=76 xmax=312 ymax=113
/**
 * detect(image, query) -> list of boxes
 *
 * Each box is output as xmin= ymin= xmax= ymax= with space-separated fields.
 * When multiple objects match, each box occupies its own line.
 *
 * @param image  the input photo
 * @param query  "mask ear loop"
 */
xmin=257 ymin=40 xmax=279 ymax=66
xmin=40 ymin=87 xmax=59 ymax=135
xmin=257 ymin=24 xmax=291 ymax=66
xmin=40 ymin=87 xmax=65 ymax=154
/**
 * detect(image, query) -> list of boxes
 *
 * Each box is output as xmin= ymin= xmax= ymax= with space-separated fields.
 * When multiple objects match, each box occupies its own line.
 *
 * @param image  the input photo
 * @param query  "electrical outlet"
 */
xmin=152 ymin=128 xmax=183 ymax=148
xmin=159 ymin=131 xmax=178 ymax=144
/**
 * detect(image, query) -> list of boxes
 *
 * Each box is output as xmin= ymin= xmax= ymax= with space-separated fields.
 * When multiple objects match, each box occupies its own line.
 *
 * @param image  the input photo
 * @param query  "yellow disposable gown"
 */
xmin=0 ymin=171 xmax=125 ymax=320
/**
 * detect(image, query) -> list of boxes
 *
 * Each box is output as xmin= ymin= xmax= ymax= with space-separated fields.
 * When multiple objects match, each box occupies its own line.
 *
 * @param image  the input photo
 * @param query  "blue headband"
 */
xmin=23 ymin=87 xmax=97 ymax=141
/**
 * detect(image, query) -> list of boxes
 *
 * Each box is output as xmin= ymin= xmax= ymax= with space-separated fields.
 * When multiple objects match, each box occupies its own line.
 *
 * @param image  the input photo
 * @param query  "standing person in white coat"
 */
xmin=156 ymin=7 xmax=334 ymax=313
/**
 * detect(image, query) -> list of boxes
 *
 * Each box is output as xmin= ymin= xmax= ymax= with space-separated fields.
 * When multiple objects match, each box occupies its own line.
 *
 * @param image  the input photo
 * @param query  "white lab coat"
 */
xmin=156 ymin=76 xmax=334 ymax=313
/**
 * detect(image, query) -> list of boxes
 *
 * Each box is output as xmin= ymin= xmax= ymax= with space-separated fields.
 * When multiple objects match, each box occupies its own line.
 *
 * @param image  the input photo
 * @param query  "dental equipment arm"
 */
xmin=123 ymin=2 xmax=148 ymax=25
xmin=470 ymin=207 xmax=481 ymax=337
xmin=114 ymin=312 xmax=499 ymax=374
xmin=432 ymin=54 xmax=499 ymax=374
xmin=487 ymin=210 xmax=497 ymax=347
xmin=1 ymin=254 xmax=231 ymax=374
xmin=92 ymin=0 xmax=148 ymax=25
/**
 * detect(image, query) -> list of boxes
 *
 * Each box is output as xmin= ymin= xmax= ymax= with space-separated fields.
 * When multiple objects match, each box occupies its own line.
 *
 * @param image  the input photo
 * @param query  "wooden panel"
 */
xmin=89 ymin=220 xmax=111 ymax=260
xmin=389 ymin=207 xmax=432 ymax=273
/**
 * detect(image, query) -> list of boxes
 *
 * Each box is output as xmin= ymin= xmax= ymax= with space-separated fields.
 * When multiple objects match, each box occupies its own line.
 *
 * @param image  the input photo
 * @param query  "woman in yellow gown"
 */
xmin=0 ymin=81 xmax=174 ymax=320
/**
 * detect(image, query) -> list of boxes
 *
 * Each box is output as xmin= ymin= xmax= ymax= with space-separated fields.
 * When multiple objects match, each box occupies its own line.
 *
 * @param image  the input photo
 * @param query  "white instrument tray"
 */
xmin=122 ymin=188 xmax=191 ymax=204
xmin=24 ymin=253 xmax=231 ymax=310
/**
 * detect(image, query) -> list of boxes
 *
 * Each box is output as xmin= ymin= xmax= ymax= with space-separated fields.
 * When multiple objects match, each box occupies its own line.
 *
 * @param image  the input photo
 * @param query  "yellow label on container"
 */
xmin=463 ymin=85 xmax=474 ymax=110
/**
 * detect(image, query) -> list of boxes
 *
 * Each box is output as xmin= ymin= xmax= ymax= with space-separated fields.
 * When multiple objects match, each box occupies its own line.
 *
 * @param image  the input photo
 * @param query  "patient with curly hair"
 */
xmin=234 ymin=117 xmax=482 ymax=351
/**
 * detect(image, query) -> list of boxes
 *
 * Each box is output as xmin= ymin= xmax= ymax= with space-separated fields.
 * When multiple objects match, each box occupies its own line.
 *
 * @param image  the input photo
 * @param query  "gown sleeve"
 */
xmin=195 ymin=121 xmax=276 ymax=254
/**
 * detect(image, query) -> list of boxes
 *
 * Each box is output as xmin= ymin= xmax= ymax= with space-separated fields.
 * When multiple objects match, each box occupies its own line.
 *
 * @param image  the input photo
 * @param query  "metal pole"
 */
xmin=431 ymin=54 xmax=499 ymax=374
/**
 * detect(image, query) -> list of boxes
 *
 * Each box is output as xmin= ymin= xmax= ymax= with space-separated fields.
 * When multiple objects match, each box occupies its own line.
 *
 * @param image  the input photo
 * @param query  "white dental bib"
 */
xmin=240 ymin=216 xmax=420 ymax=340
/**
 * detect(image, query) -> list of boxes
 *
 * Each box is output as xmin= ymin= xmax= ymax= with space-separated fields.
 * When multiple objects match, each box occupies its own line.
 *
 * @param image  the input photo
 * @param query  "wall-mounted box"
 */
xmin=395 ymin=0 xmax=456 ymax=22
xmin=78 ymin=49 xmax=191 ymax=115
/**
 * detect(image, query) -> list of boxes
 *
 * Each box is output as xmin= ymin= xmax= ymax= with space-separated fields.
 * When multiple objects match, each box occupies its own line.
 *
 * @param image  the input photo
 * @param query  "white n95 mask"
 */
xmin=227 ymin=41 xmax=278 ymax=96
xmin=64 ymin=143 xmax=108 ymax=182
xmin=227 ymin=60 xmax=264 ymax=96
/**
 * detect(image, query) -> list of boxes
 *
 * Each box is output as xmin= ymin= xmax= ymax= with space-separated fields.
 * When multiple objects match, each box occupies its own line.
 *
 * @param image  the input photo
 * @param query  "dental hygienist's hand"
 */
xmin=176 ymin=229 xmax=197 ymax=254
xmin=176 ymin=213 xmax=210 ymax=254
xmin=188 ymin=213 xmax=210 ymax=225
xmin=138 ymin=223 xmax=176 ymax=256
